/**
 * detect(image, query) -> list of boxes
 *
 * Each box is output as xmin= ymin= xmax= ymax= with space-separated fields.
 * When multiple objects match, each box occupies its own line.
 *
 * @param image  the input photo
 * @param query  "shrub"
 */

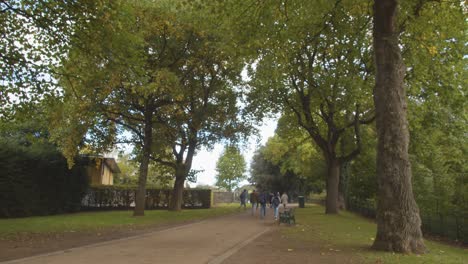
xmin=0 ymin=141 xmax=88 ymax=218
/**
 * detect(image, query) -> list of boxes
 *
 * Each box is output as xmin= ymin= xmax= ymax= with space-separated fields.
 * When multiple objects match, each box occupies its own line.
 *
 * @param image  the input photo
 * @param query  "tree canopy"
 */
xmin=215 ymin=145 xmax=247 ymax=192
xmin=1 ymin=0 xmax=465 ymax=253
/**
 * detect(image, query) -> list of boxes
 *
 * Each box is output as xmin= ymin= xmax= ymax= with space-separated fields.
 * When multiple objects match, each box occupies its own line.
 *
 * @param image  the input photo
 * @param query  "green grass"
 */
xmin=284 ymin=204 xmax=467 ymax=264
xmin=0 ymin=203 xmax=241 ymax=238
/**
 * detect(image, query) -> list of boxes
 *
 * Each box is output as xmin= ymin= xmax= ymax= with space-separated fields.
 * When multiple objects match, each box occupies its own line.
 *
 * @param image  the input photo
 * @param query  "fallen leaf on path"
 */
xmin=287 ymin=248 xmax=294 ymax=252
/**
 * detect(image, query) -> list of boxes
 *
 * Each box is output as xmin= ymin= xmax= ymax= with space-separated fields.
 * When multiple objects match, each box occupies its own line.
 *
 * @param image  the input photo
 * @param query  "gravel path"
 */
xmin=2 ymin=208 xmax=276 ymax=264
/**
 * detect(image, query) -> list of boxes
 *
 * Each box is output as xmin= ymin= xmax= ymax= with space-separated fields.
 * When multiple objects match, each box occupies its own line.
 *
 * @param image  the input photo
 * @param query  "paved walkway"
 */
xmin=2 ymin=207 xmax=280 ymax=264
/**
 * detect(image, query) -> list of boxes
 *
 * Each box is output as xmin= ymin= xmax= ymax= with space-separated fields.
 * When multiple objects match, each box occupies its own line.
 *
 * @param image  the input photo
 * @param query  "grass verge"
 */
xmin=283 ymin=204 xmax=467 ymax=264
xmin=0 ymin=203 xmax=241 ymax=239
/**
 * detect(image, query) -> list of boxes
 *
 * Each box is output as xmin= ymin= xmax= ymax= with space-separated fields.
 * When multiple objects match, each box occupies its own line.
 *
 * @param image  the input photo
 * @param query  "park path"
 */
xmin=2 ymin=207 xmax=278 ymax=264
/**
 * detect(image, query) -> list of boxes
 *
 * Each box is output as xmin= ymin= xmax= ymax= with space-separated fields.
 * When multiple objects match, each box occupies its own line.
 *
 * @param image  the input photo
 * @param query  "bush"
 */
xmin=0 ymin=141 xmax=89 ymax=218
xmin=82 ymin=185 xmax=212 ymax=209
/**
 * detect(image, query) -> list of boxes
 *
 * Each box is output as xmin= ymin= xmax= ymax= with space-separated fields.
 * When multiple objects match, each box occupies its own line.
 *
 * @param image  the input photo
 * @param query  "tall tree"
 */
xmin=371 ymin=0 xmax=425 ymax=253
xmin=215 ymin=145 xmax=247 ymax=192
xmin=245 ymin=0 xmax=375 ymax=214
xmin=50 ymin=1 xmax=191 ymax=216
xmin=151 ymin=35 xmax=245 ymax=210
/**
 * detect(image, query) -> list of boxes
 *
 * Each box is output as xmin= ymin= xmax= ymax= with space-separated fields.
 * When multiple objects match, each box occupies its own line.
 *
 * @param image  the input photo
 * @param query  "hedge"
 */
xmin=81 ymin=185 xmax=211 ymax=210
xmin=0 ymin=142 xmax=89 ymax=218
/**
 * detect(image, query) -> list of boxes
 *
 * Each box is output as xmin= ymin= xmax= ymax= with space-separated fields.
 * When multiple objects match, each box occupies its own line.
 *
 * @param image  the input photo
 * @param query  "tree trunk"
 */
xmin=169 ymin=166 xmax=185 ymax=211
xmin=372 ymin=0 xmax=426 ymax=253
xmin=133 ymin=110 xmax=153 ymax=217
xmin=325 ymin=158 xmax=340 ymax=214
xmin=169 ymin=141 xmax=196 ymax=211
xmin=338 ymin=161 xmax=350 ymax=210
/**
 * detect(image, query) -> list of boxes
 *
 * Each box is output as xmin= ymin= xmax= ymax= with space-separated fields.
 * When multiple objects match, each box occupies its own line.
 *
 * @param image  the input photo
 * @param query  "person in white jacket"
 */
xmin=281 ymin=192 xmax=288 ymax=209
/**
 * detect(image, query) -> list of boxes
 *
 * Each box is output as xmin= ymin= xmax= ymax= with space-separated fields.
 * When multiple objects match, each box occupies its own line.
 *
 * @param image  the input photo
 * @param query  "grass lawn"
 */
xmin=283 ymin=204 xmax=467 ymax=264
xmin=0 ymin=203 xmax=241 ymax=239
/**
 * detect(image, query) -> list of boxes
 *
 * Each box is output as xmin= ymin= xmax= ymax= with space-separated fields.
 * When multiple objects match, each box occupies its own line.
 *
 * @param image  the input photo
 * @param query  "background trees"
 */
xmin=243 ymin=0 xmax=375 ymax=214
xmin=215 ymin=146 xmax=247 ymax=192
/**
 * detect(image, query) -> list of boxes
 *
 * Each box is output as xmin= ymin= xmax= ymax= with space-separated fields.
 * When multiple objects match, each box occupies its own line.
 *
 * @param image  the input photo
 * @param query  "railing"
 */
xmin=81 ymin=185 xmax=212 ymax=210
xmin=346 ymin=197 xmax=467 ymax=244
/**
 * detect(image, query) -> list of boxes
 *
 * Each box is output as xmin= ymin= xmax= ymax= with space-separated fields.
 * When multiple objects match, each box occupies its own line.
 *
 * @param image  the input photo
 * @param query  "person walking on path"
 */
xmin=268 ymin=192 xmax=273 ymax=208
xmin=239 ymin=189 xmax=247 ymax=209
xmin=250 ymin=189 xmax=259 ymax=216
xmin=281 ymin=192 xmax=288 ymax=209
xmin=258 ymin=191 xmax=267 ymax=219
xmin=272 ymin=192 xmax=281 ymax=220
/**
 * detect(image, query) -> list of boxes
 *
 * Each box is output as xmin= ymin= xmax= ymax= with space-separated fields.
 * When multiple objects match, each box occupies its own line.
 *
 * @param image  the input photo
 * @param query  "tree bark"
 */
xmin=372 ymin=0 xmax=426 ymax=253
xmin=169 ymin=166 xmax=186 ymax=211
xmin=325 ymin=158 xmax=340 ymax=214
xmin=169 ymin=141 xmax=196 ymax=211
xmin=133 ymin=110 xmax=153 ymax=216
xmin=338 ymin=161 xmax=350 ymax=210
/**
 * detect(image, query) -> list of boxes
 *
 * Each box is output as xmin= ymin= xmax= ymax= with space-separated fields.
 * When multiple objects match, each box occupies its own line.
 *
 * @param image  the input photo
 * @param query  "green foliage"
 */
xmin=0 ymin=1 xmax=108 ymax=117
xmin=346 ymin=126 xmax=377 ymax=200
xmin=215 ymin=146 xmax=247 ymax=192
xmin=82 ymin=186 xmax=212 ymax=209
xmin=115 ymin=154 xmax=174 ymax=187
xmin=0 ymin=140 xmax=88 ymax=218
xmin=250 ymin=145 xmax=323 ymax=198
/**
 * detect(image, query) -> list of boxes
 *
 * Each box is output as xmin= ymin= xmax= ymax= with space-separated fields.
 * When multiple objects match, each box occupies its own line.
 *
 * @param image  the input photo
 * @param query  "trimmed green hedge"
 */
xmin=82 ymin=185 xmax=211 ymax=209
xmin=0 ymin=142 xmax=89 ymax=218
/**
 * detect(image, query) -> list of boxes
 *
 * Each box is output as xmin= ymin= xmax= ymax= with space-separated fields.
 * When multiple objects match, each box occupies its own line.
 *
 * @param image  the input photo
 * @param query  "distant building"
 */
xmin=84 ymin=156 xmax=121 ymax=185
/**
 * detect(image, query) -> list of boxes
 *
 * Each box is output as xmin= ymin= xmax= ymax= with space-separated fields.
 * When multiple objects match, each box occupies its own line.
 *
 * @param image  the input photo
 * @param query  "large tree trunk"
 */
xmin=338 ymin=161 xmax=350 ymax=210
xmin=169 ymin=141 xmax=196 ymax=211
xmin=371 ymin=0 xmax=426 ymax=253
xmin=134 ymin=110 xmax=153 ymax=216
xmin=169 ymin=166 xmax=186 ymax=211
xmin=325 ymin=158 xmax=340 ymax=214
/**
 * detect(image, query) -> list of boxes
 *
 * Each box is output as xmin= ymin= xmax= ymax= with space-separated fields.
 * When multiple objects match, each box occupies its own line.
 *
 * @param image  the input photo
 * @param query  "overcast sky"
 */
xmin=191 ymin=117 xmax=277 ymax=187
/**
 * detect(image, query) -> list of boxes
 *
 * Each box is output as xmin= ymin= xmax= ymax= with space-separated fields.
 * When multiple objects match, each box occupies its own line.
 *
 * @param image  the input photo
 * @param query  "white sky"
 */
xmin=191 ymin=117 xmax=278 ymax=186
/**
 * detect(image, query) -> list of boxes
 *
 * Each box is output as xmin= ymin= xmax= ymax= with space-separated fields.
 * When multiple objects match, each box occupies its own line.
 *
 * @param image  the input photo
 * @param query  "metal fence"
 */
xmin=346 ymin=198 xmax=467 ymax=245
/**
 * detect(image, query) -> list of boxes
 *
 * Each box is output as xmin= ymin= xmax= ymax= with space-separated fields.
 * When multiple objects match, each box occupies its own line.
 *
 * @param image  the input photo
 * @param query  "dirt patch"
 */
xmin=223 ymin=226 xmax=363 ymax=264
xmin=0 ymin=220 xmax=196 ymax=262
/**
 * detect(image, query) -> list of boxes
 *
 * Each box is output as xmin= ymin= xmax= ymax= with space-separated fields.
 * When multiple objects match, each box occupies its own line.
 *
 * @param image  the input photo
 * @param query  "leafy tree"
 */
xmin=50 ymin=0 xmax=248 ymax=214
xmin=135 ymin=1 xmax=249 ymax=211
xmin=242 ymin=1 xmax=376 ymax=214
xmin=0 ymin=1 xmax=106 ymax=118
xmin=50 ymin=1 xmax=193 ymax=216
xmin=215 ymin=146 xmax=247 ymax=192
xmin=250 ymin=145 xmax=322 ymax=198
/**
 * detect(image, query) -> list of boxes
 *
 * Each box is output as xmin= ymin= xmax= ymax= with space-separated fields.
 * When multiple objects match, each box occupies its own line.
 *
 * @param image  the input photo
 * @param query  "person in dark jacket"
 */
xmin=268 ymin=192 xmax=274 ymax=208
xmin=258 ymin=191 xmax=268 ymax=219
xmin=249 ymin=190 xmax=259 ymax=216
xmin=271 ymin=192 xmax=281 ymax=220
xmin=239 ymin=189 xmax=247 ymax=209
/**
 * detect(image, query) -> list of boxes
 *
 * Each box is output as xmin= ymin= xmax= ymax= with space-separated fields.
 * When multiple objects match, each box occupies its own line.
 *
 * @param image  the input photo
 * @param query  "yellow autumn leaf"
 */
xmin=428 ymin=46 xmax=437 ymax=56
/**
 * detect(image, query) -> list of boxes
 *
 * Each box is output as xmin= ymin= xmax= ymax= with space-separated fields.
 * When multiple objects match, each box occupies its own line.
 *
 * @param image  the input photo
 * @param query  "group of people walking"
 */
xmin=239 ymin=189 xmax=288 ymax=220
